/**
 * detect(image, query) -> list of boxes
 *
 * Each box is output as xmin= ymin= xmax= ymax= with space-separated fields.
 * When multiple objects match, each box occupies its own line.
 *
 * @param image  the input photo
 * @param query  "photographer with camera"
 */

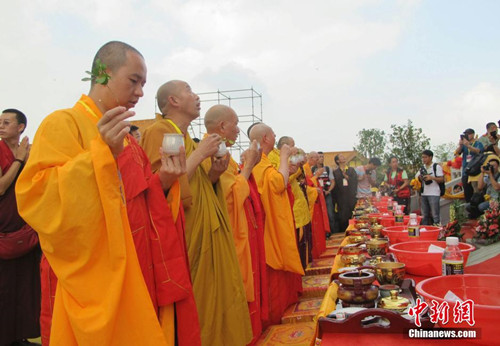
xmin=468 ymin=158 xmax=500 ymax=217
xmin=383 ymin=156 xmax=411 ymax=214
xmin=479 ymin=122 xmax=500 ymax=155
xmin=415 ymin=150 xmax=444 ymax=226
xmin=355 ymin=157 xmax=381 ymax=199
xmin=455 ymin=128 xmax=484 ymax=203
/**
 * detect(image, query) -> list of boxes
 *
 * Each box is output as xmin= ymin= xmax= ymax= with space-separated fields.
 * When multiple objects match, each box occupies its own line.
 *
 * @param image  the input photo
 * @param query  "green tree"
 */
xmin=433 ymin=142 xmax=456 ymax=162
xmin=353 ymin=128 xmax=387 ymax=159
xmin=388 ymin=120 xmax=431 ymax=177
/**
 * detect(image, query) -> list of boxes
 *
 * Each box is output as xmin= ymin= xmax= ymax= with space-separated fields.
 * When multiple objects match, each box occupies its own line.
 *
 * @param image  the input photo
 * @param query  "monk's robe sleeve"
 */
xmin=140 ymin=119 xmax=163 ymax=172
xmin=15 ymin=110 xmax=166 ymax=346
xmin=253 ymin=157 xmax=304 ymax=275
xmin=219 ymin=160 xmax=255 ymax=302
xmin=306 ymin=185 xmax=319 ymax=214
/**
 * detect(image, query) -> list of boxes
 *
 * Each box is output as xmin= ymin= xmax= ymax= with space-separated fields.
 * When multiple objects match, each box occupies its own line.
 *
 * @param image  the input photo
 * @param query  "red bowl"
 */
xmin=389 ymin=240 xmax=475 ymax=276
xmin=382 ymin=225 xmax=441 ymax=244
xmin=379 ymin=217 xmax=395 ymax=227
xmin=416 ymin=274 xmax=500 ymax=344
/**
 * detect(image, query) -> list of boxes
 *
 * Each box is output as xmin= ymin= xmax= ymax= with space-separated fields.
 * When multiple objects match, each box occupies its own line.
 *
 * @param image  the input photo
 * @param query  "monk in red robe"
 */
xmin=16 ymin=41 xmax=199 ymax=346
xmin=0 ymin=109 xmax=41 ymax=346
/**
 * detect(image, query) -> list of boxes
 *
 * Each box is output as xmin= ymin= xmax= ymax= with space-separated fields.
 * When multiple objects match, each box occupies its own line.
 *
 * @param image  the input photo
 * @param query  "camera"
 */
xmin=460 ymin=133 xmax=466 ymax=140
xmin=420 ymin=167 xmax=432 ymax=185
xmin=490 ymin=130 xmax=497 ymax=138
xmin=483 ymin=163 xmax=494 ymax=172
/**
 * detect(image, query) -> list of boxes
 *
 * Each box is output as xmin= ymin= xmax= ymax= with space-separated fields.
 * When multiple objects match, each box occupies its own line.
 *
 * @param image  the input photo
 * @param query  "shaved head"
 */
xmin=204 ymin=105 xmax=236 ymax=132
xmin=91 ymin=41 xmax=142 ymax=87
xmin=277 ymin=136 xmax=294 ymax=149
xmin=249 ymin=123 xmax=272 ymax=142
xmin=308 ymin=151 xmax=320 ymax=164
xmin=156 ymin=80 xmax=184 ymax=113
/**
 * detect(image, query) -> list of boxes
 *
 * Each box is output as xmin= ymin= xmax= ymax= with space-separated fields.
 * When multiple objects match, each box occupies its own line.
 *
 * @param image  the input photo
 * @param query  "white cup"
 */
xmin=162 ymin=133 xmax=184 ymax=155
xmin=215 ymin=142 xmax=228 ymax=158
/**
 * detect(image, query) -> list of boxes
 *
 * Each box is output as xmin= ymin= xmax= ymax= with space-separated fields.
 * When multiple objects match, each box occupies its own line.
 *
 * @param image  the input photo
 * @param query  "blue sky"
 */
xmin=2 ymin=0 xmax=500 ymax=156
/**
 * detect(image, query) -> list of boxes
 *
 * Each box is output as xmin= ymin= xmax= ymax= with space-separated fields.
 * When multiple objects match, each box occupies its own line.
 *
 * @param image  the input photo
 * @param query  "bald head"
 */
xmin=308 ymin=151 xmax=320 ymax=165
xmin=249 ymin=123 xmax=275 ymax=154
xmin=249 ymin=123 xmax=271 ymax=142
xmin=90 ymin=41 xmax=142 ymax=87
xmin=277 ymin=136 xmax=294 ymax=149
xmin=156 ymin=80 xmax=184 ymax=114
xmin=204 ymin=105 xmax=236 ymax=132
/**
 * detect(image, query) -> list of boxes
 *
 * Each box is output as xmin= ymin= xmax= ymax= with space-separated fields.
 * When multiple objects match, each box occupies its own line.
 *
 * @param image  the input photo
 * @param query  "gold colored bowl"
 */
xmin=347 ymin=235 xmax=366 ymax=244
xmin=366 ymin=239 xmax=388 ymax=256
xmin=375 ymin=262 xmax=406 ymax=286
xmin=341 ymin=253 xmax=366 ymax=266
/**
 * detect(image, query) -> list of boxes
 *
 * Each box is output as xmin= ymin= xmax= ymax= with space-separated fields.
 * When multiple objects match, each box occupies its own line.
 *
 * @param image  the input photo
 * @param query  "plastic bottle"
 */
xmin=407 ymin=213 xmax=419 ymax=238
xmin=442 ymin=237 xmax=464 ymax=276
xmin=395 ymin=206 xmax=404 ymax=225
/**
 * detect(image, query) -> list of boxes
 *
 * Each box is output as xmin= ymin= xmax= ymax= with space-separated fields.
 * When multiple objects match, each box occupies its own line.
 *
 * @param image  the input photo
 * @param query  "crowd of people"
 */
xmin=0 ymin=41 xmax=337 ymax=346
xmin=1 ymin=40 xmax=499 ymax=346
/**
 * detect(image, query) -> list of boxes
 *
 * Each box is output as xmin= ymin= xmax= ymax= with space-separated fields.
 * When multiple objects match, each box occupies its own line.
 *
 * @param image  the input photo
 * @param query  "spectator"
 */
xmin=478 ymin=122 xmax=500 ymax=155
xmin=355 ymin=157 xmax=381 ymax=199
xmin=416 ymin=150 xmax=444 ymax=225
xmin=332 ymin=154 xmax=358 ymax=233
xmin=455 ymin=128 xmax=483 ymax=202
xmin=312 ymin=151 xmax=335 ymax=233
xmin=384 ymin=156 xmax=411 ymax=214
xmin=469 ymin=158 xmax=500 ymax=217
xmin=129 ymin=125 xmax=141 ymax=142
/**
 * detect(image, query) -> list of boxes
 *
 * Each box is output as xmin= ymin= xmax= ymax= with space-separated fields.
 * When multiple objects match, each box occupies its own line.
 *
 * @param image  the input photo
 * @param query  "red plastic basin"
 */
xmin=416 ymin=274 xmax=500 ymax=344
xmin=379 ymin=217 xmax=395 ymax=227
xmin=389 ymin=240 xmax=475 ymax=276
xmin=382 ymin=225 xmax=441 ymax=244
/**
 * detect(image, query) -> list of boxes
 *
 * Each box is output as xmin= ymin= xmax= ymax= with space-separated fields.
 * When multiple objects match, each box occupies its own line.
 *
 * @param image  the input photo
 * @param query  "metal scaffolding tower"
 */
xmin=188 ymin=88 xmax=263 ymax=160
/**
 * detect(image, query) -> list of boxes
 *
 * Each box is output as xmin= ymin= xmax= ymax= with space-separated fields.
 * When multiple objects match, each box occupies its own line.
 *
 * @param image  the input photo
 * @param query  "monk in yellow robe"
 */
xmin=141 ymin=81 xmax=253 ymax=346
xmin=15 ymin=42 xmax=174 ymax=345
xmin=249 ymin=123 xmax=304 ymax=326
xmin=204 ymin=104 xmax=264 ymax=343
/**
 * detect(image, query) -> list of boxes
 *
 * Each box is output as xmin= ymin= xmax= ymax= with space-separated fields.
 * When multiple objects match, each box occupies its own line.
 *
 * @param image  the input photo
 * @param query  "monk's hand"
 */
xmin=97 ymin=106 xmax=135 ymax=157
xmin=159 ymin=146 xmax=187 ymax=190
xmin=16 ymin=136 xmax=30 ymax=162
xmin=280 ymin=144 xmax=292 ymax=159
xmin=315 ymin=167 xmax=325 ymax=177
xmin=241 ymin=140 xmax=260 ymax=169
xmin=197 ymin=133 xmax=221 ymax=159
xmin=208 ymin=154 xmax=229 ymax=183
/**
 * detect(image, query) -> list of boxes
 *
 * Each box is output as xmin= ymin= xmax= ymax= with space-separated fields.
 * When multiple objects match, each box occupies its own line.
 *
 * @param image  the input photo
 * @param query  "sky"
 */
xmin=2 ymin=0 xmax=500 ymax=155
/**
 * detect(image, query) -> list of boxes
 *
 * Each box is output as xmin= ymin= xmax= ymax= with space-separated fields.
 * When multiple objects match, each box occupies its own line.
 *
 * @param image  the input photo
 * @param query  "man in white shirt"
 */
xmin=415 ymin=150 xmax=444 ymax=225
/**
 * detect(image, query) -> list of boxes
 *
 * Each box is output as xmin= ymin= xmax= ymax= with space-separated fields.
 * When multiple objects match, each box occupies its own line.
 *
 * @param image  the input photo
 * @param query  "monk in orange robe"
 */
xmin=269 ymin=138 xmax=313 ymax=270
xmin=249 ymin=123 xmax=304 ymax=326
xmin=204 ymin=104 xmax=264 ymax=343
xmin=141 ymin=81 xmax=252 ymax=346
xmin=303 ymin=151 xmax=329 ymax=258
xmin=16 ymin=41 xmax=197 ymax=346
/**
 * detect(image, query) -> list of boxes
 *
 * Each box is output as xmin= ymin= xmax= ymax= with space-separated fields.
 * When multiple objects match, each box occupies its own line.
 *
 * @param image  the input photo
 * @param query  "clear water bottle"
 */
xmin=395 ymin=206 xmax=404 ymax=225
xmin=407 ymin=213 xmax=419 ymax=238
xmin=442 ymin=237 xmax=464 ymax=276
